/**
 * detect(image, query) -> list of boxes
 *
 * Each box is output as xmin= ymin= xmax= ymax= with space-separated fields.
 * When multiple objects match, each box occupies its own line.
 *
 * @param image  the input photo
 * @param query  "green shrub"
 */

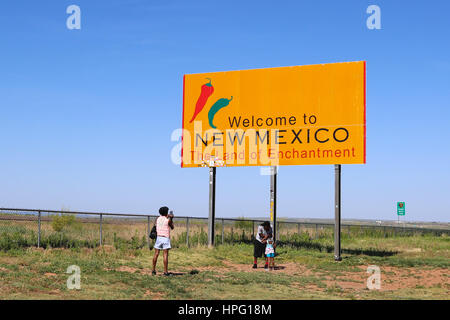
xmin=113 ymin=231 xmax=147 ymax=250
xmin=51 ymin=214 xmax=76 ymax=232
xmin=0 ymin=232 xmax=36 ymax=250
xmin=234 ymin=218 xmax=253 ymax=230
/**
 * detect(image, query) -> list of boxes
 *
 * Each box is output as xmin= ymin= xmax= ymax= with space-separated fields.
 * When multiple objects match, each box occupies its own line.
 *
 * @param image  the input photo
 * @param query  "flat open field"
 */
xmin=0 ymin=234 xmax=449 ymax=300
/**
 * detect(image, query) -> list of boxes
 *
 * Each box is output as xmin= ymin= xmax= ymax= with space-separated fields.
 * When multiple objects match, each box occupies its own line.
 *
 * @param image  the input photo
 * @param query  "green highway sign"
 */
xmin=397 ymin=202 xmax=406 ymax=216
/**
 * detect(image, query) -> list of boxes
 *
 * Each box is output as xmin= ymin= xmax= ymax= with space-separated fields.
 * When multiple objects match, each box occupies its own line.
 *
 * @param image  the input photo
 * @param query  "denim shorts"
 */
xmin=266 ymin=253 xmax=275 ymax=258
xmin=154 ymin=236 xmax=171 ymax=250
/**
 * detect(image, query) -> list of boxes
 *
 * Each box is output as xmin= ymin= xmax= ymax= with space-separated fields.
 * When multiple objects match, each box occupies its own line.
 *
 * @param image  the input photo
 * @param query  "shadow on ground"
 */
xmin=276 ymin=240 xmax=398 ymax=257
xmin=221 ymin=238 xmax=398 ymax=257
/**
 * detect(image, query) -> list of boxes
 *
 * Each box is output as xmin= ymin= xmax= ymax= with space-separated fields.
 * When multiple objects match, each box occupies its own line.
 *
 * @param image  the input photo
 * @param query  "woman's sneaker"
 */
xmin=163 ymin=272 xmax=173 ymax=276
xmin=264 ymin=264 xmax=269 ymax=269
xmin=252 ymin=264 xmax=257 ymax=269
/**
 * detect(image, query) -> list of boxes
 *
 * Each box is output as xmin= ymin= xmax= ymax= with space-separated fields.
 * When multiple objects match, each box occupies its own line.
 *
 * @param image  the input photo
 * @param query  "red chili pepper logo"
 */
xmin=190 ymin=78 xmax=214 ymax=123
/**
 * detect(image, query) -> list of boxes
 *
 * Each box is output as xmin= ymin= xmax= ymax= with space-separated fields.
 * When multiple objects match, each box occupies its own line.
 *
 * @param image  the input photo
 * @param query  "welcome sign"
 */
xmin=181 ymin=61 xmax=366 ymax=168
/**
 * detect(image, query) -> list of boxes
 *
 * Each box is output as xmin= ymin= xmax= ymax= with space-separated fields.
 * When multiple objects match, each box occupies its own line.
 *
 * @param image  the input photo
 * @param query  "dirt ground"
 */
xmin=111 ymin=260 xmax=449 ymax=293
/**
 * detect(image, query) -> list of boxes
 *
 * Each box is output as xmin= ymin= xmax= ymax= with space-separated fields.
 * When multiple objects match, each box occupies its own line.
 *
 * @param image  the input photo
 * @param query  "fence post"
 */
xmin=37 ymin=211 xmax=41 ymax=248
xmin=231 ymin=227 xmax=234 ymax=242
xmin=252 ymin=221 xmax=255 ymax=239
xmin=222 ymin=219 xmax=224 ymax=244
xmin=276 ymin=222 xmax=280 ymax=241
xmin=297 ymin=223 xmax=300 ymax=235
xmin=186 ymin=217 xmax=190 ymax=248
xmin=100 ymin=214 xmax=103 ymax=246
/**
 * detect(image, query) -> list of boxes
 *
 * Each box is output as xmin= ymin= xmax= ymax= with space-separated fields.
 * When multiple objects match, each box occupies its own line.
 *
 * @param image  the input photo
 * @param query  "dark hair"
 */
xmin=159 ymin=206 xmax=169 ymax=216
xmin=261 ymin=221 xmax=271 ymax=228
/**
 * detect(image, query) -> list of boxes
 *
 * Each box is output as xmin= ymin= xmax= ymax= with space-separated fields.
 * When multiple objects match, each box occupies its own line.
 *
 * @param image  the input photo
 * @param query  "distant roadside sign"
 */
xmin=397 ymin=202 xmax=406 ymax=216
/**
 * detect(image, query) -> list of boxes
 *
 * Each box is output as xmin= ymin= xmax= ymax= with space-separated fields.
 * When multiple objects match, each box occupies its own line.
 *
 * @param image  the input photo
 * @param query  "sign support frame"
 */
xmin=397 ymin=202 xmax=406 ymax=223
xmin=270 ymin=166 xmax=277 ymax=241
xmin=334 ymin=164 xmax=342 ymax=261
xmin=208 ymin=167 xmax=216 ymax=247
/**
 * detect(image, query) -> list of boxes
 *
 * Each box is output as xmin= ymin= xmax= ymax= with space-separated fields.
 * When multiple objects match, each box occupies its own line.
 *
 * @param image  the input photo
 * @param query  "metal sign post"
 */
xmin=208 ymin=167 xmax=216 ymax=247
xmin=147 ymin=216 xmax=151 ymax=249
xmin=270 ymin=166 xmax=277 ymax=241
xmin=334 ymin=165 xmax=342 ymax=261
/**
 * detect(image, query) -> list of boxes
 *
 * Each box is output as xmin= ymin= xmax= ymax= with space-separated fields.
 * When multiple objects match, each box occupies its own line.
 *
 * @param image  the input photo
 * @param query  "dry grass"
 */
xmin=0 ymin=233 xmax=448 ymax=300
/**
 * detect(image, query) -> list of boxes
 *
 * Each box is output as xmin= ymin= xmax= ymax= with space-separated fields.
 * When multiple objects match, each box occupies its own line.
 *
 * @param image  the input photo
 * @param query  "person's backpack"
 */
xmin=150 ymin=226 xmax=157 ymax=239
xmin=149 ymin=218 xmax=157 ymax=239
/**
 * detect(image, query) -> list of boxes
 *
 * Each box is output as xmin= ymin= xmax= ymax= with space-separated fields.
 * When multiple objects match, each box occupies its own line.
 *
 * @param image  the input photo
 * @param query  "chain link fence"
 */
xmin=0 ymin=209 xmax=38 ymax=249
xmin=0 ymin=208 xmax=448 ymax=250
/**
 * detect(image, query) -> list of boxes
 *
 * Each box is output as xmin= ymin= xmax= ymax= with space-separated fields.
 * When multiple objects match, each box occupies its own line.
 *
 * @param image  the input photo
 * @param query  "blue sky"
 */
xmin=0 ymin=0 xmax=449 ymax=222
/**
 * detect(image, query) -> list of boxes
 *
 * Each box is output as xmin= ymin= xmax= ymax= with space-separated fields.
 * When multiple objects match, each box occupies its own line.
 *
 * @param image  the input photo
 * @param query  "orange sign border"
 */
xmin=181 ymin=61 xmax=366 ymax=168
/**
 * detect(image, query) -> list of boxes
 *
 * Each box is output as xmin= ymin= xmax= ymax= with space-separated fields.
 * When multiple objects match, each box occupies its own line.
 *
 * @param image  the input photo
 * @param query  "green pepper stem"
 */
xmin=205 ymin=78 xmax=212 ymax=85
xmin=229 ymin=96 xmax=233 ymax=101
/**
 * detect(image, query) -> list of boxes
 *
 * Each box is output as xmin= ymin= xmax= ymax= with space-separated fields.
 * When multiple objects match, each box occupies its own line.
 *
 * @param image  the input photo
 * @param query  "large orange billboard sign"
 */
xmin=181 ymin=61 xmax=366 ymax=168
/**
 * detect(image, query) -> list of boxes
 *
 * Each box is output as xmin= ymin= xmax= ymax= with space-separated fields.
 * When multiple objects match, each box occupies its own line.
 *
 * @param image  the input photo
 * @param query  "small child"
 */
xmin=265 ymin=238 xmax=276 ymax=271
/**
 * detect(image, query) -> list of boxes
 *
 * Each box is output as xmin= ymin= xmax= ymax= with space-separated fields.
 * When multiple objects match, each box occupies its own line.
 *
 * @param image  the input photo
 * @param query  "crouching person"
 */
xmin=152 ymin=206 xmax=174 ymax=276
xmin=253 ymin=221 xmax=273 ymax=269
